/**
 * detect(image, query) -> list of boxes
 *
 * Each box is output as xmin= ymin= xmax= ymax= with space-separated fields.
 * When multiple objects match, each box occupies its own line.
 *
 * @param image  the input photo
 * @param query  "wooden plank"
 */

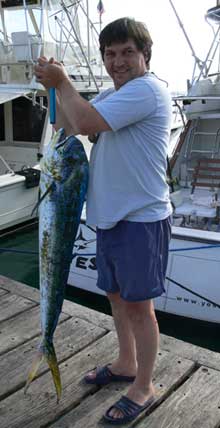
xmin=199 ymin=159 xmax=220 ymax=164
xmin=50 ymin=349 xmax=195 ymax=428
xmin=193 ymin=174 xmax=220 ymax=179
xmin=0 ymin=275 xmax=114 ymax=331
xmin=0 ymin=306 xmax=69 ymax=356
xmin=0 ymin=332 xmax=119 ymax=428
xmin=62 ymin=300 xmax=114 ymax=332
xmin=0 ymin=293 xmax=37 ymax=323
xmin=0 ymin=288 xmax=8 ymax=297
xmin=191 ymin=181 xmax=219 ymax=187
xmin=136 ymin=366 xmax=220 ymax=428
xmin=0 ymin=275 xmax=40 ymax=303
xmin=160 ymin=334 xmax=220 ymax=372
xmin=0 ymin=317 xmax=106 ymax=400
xmin=194 ymin=168 xmax=220 ymax=173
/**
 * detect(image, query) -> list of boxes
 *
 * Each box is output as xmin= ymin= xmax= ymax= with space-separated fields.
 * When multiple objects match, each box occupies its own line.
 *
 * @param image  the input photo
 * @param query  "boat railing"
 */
xmin=11 ymin=31 xmax=42 ymax=62
xmin=0 ymin=0 xmax=107 ymax=89
xmin=182 ymin=120 xmax=220 ymax=187
xmin=0 ymin=155 xmax=14 ymax=175
xmin=0 ymin=29 xmax=48 ymax=64
xmin=185 ymin=125 xmax=220 ymax=159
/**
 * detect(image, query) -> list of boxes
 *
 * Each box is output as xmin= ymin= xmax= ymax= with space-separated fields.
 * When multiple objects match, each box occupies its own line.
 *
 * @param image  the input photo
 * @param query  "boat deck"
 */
xmin=0 ymin=274 xmax=220 ymax=428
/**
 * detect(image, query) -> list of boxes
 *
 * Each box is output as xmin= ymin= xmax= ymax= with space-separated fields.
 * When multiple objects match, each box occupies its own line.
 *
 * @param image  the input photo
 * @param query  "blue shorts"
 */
xmin=96 ymin=218 xmax=171 ymax=302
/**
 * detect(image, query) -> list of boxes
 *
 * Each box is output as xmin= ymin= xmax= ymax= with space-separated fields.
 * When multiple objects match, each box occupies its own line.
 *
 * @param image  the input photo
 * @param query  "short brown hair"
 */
xmin=99 ymin=17 xmax=153 ymax=67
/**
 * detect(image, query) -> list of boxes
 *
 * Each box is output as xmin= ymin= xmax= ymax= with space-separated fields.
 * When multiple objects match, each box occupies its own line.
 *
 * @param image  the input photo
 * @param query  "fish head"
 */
xmin=40 ymin=128 xmax=87 ymax=182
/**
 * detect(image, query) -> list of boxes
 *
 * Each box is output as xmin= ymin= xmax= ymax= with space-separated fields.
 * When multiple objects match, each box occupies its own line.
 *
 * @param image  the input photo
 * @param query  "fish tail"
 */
xmin=46 ymin=342 xmax=62 ymax=403
xmin=24 ymin=348 xmax=44 ymax=395
xmin=24 ymin=341 xmax=62 ymax=403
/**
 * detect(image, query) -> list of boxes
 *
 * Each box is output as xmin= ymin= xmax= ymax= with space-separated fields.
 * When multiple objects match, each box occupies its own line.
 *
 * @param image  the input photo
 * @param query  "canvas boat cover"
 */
xmin=0 ymin=89 xmax=30 ymax=104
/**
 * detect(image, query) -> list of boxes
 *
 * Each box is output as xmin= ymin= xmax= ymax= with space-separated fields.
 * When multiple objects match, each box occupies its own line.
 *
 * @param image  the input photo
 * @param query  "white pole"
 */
xmin=86 ymin=0 xmax=91 ymax=85
xmin=99 ymin=8 xmax=103 ymax=85
xmin=23 ymin=0 xmax=32 ymax=61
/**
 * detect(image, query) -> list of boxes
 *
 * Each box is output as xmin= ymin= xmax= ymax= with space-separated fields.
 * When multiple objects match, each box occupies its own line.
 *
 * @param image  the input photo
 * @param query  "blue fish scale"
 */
xmin=39 ymin=129 xmax=89 ymax=342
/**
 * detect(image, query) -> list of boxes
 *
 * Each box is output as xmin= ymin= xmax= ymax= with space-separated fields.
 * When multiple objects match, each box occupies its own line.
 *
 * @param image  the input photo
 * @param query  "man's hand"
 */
xmin=34 ymin=57 xmax=111 ymax=135
xmin=34 ymin=56 xmax=69 ymax=89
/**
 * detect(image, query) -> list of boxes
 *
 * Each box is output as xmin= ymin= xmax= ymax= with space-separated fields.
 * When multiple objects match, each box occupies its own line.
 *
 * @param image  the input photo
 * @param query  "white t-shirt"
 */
xmin=86 ymin=73 xmax=173 ymax=229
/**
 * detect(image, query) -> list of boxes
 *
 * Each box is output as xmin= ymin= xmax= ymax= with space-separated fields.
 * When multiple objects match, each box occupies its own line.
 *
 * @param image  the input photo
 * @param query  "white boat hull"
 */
xmin=68 ymin=222 xmax=220 ymax=324
xmin=0 ymin=174 xmax=39 ymax=230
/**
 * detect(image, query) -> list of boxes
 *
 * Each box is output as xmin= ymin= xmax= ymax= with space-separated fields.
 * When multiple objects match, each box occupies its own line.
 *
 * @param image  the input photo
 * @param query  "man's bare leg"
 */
xmin=108 ymin=299 xmax=158 ymax=420
xmin=85 ymin=291 xmax=137 ymax=381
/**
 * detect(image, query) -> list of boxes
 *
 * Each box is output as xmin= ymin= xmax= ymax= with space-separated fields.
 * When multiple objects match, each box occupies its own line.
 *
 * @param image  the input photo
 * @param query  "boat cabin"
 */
xmin=170 ymin=115 xmax=220 ymax=232
xmin=0 ymin=91 xmax=48 ymax=231
xmin=169 ymin=2 xmax=220 ymax=234
xmin=0 ymin=94 xmax=47 ymax=173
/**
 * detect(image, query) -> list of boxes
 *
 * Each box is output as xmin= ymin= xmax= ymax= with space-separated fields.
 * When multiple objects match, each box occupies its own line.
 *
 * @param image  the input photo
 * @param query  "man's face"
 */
xmin=103 ymin=39 xmax=147 ymax=90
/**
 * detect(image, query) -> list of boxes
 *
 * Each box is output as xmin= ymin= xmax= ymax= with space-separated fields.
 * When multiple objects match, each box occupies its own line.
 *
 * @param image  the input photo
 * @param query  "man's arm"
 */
xmin=57 ymin=79 xmax=111 ymax=135
xmin=35 ymin=57 xmax=111 ymax=136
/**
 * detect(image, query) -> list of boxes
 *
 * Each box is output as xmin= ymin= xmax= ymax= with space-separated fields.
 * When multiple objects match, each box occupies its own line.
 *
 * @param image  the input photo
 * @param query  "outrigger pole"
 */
xmin=60 ymin=0 xmax=99 ymax=91
xmin=168 ymin=0 xmax=207 ymax=80
xmin=169 ymin=0 xmax=220 ymax=83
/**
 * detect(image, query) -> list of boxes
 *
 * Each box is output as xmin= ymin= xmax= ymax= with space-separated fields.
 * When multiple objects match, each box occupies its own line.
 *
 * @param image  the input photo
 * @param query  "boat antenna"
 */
xmin=168 ymin=0 xmax=204 ymax=76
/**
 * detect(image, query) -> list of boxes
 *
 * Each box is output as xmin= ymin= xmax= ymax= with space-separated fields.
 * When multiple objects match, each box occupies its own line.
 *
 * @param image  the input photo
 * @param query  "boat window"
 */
xmin=12 ymin=96 xmax=47 ymax=143
xmin=0 ymin=104 xmax=5 ymax=141
xmin=2 ymin=0 xmax=40 ymax=7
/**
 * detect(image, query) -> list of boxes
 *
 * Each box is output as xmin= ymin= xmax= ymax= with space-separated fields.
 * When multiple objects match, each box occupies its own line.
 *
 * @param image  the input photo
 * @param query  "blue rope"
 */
xmin=1 ymin=244 xmax=220 ymax=256
xmin=169 ymin=244 xmax=220 ymax=252
xmin=0 ymin=248 xmax=38 ymax=255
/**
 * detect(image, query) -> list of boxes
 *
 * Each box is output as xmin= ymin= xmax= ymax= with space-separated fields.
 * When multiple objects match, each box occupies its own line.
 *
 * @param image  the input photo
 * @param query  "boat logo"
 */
xmin=72 ymin=225 xmax=97 ymax=271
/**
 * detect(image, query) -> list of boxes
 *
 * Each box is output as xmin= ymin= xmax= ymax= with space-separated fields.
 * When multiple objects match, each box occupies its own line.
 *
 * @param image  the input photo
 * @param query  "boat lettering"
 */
xmin=75 ymin=256 xmax=97 ymax=271
xmin=176 ymin=296 xmax=218 ymax=309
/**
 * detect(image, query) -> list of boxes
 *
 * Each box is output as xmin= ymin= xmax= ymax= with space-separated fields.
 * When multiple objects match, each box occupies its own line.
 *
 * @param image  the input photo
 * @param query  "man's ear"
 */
xmin=143 ymin=48 xmax=149 ymax=62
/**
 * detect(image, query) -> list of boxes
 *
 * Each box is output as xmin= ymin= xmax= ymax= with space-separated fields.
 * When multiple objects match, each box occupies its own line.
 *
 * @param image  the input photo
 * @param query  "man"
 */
xmin=35 ymin=17 xmax=172 ymax=425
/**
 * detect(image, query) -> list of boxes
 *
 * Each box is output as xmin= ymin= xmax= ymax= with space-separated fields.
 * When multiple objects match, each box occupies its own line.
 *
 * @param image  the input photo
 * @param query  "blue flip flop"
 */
xmin=84 ymin=365 xmax=135 ymax=385
xmin=103 ymin=395 xmax=155 ymax=425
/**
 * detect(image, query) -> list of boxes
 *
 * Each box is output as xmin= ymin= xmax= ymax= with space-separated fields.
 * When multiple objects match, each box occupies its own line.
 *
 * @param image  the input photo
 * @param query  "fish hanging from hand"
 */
xmin=24 ymin=128 xmax=89 ymax=402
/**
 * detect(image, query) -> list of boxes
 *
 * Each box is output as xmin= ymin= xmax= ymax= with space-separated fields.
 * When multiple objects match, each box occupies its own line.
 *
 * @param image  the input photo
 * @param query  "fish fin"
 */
xmin=24 ymin=342 xmax=62 ymax=403
xmin=31 ymin=184 xmax=53 ymax=216
xmin=24 ymin=349 xmax=44 ymax=395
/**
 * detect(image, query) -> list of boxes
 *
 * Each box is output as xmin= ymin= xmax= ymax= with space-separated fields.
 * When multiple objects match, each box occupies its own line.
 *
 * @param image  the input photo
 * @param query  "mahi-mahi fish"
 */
xmin=24 ymin=128 xmax=89 ymax=402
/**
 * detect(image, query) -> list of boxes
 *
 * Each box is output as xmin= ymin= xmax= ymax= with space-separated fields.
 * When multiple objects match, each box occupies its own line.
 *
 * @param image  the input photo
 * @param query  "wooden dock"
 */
xmin=1 ymin=274 xmax=220 ymax=428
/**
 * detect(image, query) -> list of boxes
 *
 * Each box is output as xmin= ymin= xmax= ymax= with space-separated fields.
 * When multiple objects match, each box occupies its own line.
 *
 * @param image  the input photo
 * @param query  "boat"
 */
xmin=0 ymin=0 xmax=110 ymax=231
xmin=68 ymin=1 xmax=220 ymax=324
xmin=0 ymin=0 xmax=182 ymax=234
